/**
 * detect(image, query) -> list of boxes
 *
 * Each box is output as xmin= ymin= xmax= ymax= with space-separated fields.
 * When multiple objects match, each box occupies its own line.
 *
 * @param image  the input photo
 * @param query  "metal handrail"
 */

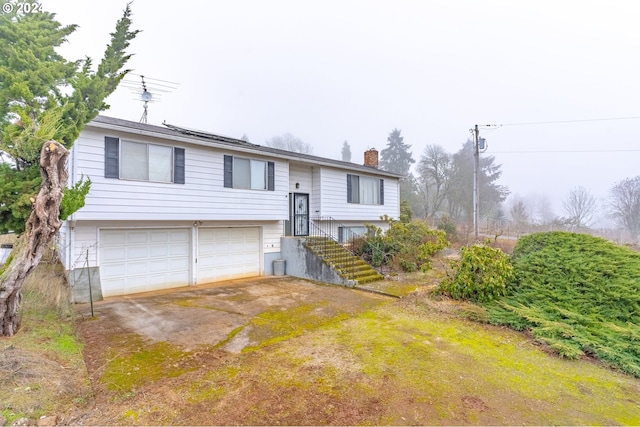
xmin=306 ymin=220 xmax=356 ymax=281
xmin=311 ymin=216 xmax=362 ymax=244
xmin=313 ymin=216 xmax=388 ymax=275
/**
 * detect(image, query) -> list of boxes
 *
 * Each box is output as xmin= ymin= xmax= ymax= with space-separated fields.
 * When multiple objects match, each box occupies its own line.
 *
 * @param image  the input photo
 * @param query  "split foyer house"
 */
xmin=59 ymin=116 xmax=401 ymax=301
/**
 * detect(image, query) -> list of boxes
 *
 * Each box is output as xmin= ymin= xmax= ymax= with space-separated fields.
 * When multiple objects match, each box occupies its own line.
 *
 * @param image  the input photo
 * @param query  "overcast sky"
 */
xmin=41 ymin=0 xmax=640 ymax=224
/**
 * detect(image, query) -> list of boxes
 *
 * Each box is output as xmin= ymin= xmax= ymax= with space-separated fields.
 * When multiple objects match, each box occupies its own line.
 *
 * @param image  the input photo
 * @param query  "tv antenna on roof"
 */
xmin=119 ymin=73 xmax=179 ymax=123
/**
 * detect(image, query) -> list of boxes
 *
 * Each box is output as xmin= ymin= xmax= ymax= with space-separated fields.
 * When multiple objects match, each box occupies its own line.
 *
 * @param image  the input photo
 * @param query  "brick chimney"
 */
xmin=364 ymin=148 xmax=378 ymax=168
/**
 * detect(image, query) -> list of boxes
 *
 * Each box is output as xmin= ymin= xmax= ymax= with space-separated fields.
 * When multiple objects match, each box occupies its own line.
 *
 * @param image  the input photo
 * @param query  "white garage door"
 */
xmin=100 ymin=228 xmax=191 ymax=297
xmin=197 ymin=227 xmax=260 ymax=284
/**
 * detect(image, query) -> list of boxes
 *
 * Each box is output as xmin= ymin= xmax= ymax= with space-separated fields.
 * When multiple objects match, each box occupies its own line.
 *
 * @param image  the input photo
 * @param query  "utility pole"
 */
xmin=473 ymin=125 xmax=480 ymax=240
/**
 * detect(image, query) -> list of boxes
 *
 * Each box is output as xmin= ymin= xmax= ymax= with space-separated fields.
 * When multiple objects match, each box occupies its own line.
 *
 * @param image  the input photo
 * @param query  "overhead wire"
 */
xmin=475 ymin=115 xmax=640 ymax=155
xmin=498 ymin=116 xmax=640 ymax=126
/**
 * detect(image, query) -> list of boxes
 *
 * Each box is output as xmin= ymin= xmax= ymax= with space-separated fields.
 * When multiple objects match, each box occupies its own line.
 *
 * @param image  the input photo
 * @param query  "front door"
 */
xmin=293 ymin=193 xmax=309 ymax=236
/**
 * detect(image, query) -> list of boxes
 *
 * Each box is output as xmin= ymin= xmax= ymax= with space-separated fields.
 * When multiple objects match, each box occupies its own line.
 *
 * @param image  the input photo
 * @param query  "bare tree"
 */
xmin=417 ymin=145 xmax=453 ymax=218
xmin=609 ymin=177 xmax=640 ymax=238
xmin=265 ymin=133 xmax=313 ymax=154
xmin=0 ymin=142 xmax=68 ymax=336
xmin=562 ymin=186 xmax=598 ymax=228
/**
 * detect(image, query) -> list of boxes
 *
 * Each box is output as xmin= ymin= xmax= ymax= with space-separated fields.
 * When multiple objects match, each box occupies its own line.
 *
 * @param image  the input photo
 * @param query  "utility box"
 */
xmin=273 ymin=259 xmax=286 ymax=276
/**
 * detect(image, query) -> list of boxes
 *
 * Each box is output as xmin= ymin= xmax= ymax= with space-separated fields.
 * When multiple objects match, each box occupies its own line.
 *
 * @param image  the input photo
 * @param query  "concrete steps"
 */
xmin=304 ymin=237 xmax=384 ymax=285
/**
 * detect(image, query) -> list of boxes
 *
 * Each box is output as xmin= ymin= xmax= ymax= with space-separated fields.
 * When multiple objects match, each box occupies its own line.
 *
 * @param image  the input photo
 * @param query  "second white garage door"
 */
xmin=197 ymin=227 xmax=261 ymax=284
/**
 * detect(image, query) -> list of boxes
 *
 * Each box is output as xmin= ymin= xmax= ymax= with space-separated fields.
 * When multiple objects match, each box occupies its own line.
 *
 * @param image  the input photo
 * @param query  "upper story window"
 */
xmin=347 ymin=174 xmax=384 ymax=205
xmin=224 ymin=155 xmax=275 ymax=191
xmin=104 ymin=137 xmax=185 ymax=184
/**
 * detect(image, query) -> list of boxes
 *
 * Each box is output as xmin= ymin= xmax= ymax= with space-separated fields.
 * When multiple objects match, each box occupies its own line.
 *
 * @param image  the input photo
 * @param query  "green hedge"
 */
xmin=486 ymin=232 xmax=640 ymax=377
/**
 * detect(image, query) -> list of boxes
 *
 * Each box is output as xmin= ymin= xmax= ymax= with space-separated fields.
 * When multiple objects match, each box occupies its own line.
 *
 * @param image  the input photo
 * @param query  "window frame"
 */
xmin=347 ymin=174 xmax=384 ymax=205
xmin=104 ymin=137 xmax=185 ymax=184
xmin=224 ymin=155 xmax=275 ymax=191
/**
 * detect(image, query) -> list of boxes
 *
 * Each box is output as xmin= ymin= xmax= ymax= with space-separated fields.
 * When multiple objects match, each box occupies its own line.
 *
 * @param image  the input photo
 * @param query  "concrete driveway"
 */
xmin=77 ymin=276 xmax=389 ymax=352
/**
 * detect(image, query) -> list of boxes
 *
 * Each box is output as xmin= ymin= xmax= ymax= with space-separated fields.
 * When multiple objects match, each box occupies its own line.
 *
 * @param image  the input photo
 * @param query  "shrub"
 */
xmin=439 ymin=242 xmax=515 ymax=303
xmin=485 ymin=231 xmax=640 ymax=377
xmin=436 ymin=216 xmax=458 ymax=240
xmin=352 ymin=219 xmax=449 ymax=272
xmin=399 ymin=200 xmax=413 ymax=223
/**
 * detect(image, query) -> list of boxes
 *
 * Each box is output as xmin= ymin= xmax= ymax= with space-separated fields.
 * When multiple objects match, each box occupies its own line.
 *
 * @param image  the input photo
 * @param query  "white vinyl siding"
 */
xmin=289 ymin=164 xmax=313 ymax=193
xmin=317 ymin=167 xmax=400 ymax=221
xmin=71 ymin=128 xmax=288 ymax=221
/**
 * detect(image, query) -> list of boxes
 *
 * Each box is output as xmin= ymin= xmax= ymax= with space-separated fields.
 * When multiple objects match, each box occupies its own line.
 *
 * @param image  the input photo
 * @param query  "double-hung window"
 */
xmin=224 ymin=155 xmax=275 ymax=191
xmin=347 ymin=174 xmax=384 ymax=205
xmin=104 ymin=137 xmax=185 ymax=184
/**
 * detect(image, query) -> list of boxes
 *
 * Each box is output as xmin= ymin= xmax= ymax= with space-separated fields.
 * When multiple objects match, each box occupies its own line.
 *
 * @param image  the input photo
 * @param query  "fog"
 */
xmin=42 ymin=0 xmax=640 ymax=225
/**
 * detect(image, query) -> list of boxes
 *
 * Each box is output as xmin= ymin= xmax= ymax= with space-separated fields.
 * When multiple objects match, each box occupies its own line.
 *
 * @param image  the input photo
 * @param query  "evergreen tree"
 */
xmin=0 ymin=4 xmax=139 ymax=233
xmin=399 ymin=173 xmax=425 ymax=219
xmin=509 ymin=199 xmax=529 ymax=228
xmin=0 ymin=3 xmax=139 ymax=336
xmin=448 ymin=140 xmax=509 ymax=222
xmin=341 ymin=140 xmax=351 ymax=162
xmin=379 ymin=128 xmax=414 ymax=176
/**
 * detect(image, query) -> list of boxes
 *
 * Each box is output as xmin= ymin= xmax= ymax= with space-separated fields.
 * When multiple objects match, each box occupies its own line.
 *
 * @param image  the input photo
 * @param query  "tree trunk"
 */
xmin=0 ymin=141 xmax=69 ymax=336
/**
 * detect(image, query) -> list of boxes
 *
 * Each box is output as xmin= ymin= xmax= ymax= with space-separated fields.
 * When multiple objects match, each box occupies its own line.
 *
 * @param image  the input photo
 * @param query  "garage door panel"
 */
xmin=102 ymin=231 xmax=126 ymax=245
xmin=100 ymin=228 xmax=191 ymax=297
xmin=149 ymin=245 xmax=169 ymax=257
xmin=169 ymin=230 xmax=190 ymax=242
xmin=127 ymin=231 xmax=151 ymax=244
xmin=127 ymin=246 xmax=151 ymax=259
xmin=127 ymin=260 xmax=151 ymax=275
xmin=102 ymin=246 xmax=126 ymax=262
xmin=149 ymin=231 xmax=169 ymax=243
xmin=167 ymin=258 xmax=190 ymax=271
xmin=169 ymin=244 xmax=188 ymax=256
xmin=197 ymin=227 xmax=260 ymax=285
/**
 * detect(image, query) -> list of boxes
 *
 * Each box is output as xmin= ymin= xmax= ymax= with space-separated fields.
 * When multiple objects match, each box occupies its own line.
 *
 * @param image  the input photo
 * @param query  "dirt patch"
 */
xmin=70 ymin=276 xmax=640 ymax=426
xmin=0 ymin=344 xmax=92 ymax=424
xmin=73 ymin=277 xmax=391 ymax=425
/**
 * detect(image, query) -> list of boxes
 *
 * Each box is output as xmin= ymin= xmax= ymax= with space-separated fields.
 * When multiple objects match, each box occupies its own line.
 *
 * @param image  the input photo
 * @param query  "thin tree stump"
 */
xmin=0 ymin=141 xmax=69 ymax=336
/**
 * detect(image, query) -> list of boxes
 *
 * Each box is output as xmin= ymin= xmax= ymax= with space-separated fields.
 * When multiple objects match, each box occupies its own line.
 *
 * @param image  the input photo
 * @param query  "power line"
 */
xmin=498 ymin=116 xmax=640 ymax=127
xmin=494 ymin=148 xmax=640 ymax=154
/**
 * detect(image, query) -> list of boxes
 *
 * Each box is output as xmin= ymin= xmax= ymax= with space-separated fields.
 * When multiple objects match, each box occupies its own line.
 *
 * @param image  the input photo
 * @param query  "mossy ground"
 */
xmin=5 ymin=261 xmax=640 ymax=426
xmin=75 ymin=280 xmax=640 ymax=426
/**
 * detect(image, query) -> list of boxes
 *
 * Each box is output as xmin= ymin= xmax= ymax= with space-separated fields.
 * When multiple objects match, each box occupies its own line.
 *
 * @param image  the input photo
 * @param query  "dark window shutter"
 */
xmin=223 ymin=155 xmax=233 ymax=188
xmin=347 ymin=174 xmax=352 ymax=203
xmin=174 ymin=147 xmax=185 ymax=184
xmin=379 ymin=179 xmax=384 ymax=205
xmin=267 ymin=161 xmax=275 ymax=191
xmin=104 ymin=137 xmax=119 ymax=178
